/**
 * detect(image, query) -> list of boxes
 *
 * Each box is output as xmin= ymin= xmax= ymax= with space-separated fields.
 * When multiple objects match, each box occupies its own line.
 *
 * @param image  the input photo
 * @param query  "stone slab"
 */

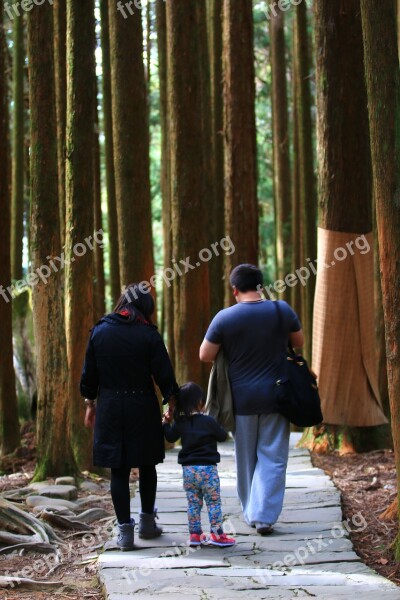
xmin=99 ymin=436 xmax=399 ymax=599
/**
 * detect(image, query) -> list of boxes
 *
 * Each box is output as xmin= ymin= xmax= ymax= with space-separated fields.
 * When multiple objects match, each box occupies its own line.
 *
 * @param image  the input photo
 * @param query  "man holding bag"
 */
xmin=200 ymin=264 xmax=304 ymax=534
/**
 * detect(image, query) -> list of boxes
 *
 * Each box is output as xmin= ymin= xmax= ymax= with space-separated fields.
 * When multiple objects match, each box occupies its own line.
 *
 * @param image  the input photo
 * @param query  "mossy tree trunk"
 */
xmin=223 ymin=0 xmax=258 ymax=306
xmin=360 ymin=0 xmax=400 ymax=558
xmin=100 ymin=0 xmax=120 ymax=307
xmin=156 ymin=0 xmax=174 ymax=357
xmin=0 ymin=8 xmax=20 ymax=456
xmin=270 ymin=8 xmax=291 ymax=299
xmin=93 ymin=80 xmax=106 ymax=320
xmin=293 ymin=1 xmax=317 ymax=359
xmin=53 ymin=0 xmax=67 ymax=247
xmin=11 ymin=13 xmax=25 ymax=282
xmin=27 ymin=2 xmax=76 ymax=477
xmin=166 ymin=0 xmax=211 ymax=388
xmin=108 ymin=0 xmax=155 ymax=286
xmin=65 ymin=0 xmax=96 ymax=470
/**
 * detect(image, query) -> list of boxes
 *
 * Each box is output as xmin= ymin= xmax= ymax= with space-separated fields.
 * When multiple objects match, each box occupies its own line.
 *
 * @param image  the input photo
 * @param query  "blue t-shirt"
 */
xmin=205 ymin=300 xmax=301 ymax=415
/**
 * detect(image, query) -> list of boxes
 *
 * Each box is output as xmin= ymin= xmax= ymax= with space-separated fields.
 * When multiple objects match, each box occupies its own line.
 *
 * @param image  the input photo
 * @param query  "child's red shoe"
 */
xmin=208 ymin=532 xmax=236 ymax=547
xmin=189 ymin=533 xmax=207 ymax=546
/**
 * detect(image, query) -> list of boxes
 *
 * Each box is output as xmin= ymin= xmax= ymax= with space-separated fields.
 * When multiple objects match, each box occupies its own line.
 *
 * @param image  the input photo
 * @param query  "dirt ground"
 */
xmin=312 ymin=448 xmax=400 ymax=586
xmin=0 ymin=429 xmax=399 ymax=599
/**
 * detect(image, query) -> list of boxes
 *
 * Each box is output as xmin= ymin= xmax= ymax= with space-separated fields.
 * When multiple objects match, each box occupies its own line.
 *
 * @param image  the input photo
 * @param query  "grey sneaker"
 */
xmin=117 ymin=518 xmax=135 ymax=551
xmin=138 ymin=509 xmax=163 ymax=539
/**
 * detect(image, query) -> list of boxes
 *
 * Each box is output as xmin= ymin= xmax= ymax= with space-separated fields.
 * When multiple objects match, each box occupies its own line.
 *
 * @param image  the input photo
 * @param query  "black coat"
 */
xmin=80 ymin=313 xmax=178 ymax=468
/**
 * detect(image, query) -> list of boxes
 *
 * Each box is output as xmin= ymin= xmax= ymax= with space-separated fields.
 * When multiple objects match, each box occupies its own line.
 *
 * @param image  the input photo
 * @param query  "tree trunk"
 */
xmin=100 ymin=0 xmax=120 ymax=307
xmin=270 ymin=8 xmax=291 ymax=299
xmin=11 ymin=13 xmax=25 ymax=282
xmin=53 ymin=0 xmax=67 ymax=247
xmin=360 ymin=0 xmax=400 ymax=558
xmin=156 ymin=0 xmax=174 ymax=357
xmin=291 ymin=33 xmax=303 ymax=325
xmin=93 ymin=81 xmax=105 ymax=320
xmin=293 ymin=1 xmax=317 ymax=359
xmin=300 ymin=0 xmax=388 ymax=452
xmin=65 ymin=0 xmax=96 ymax=470
xmin=108 ymin=0 xmax=155 ymax=286
xmin=223 ymin=0 xmax=258 ymax=306
xmin=207 ymin=0 xmax=225 ymax=315
xmin=27 ymin=2 xmax=76 ymax=477
xmin=0 ymin=8 xmax=20 ymax=456
xmin=166 ymin=0 xmax=211 ymax=387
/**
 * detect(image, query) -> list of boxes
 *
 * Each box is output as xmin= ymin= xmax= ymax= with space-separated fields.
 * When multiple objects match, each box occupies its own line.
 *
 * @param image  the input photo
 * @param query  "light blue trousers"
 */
xmin=234 ymin=413 xmax=290 ymax=526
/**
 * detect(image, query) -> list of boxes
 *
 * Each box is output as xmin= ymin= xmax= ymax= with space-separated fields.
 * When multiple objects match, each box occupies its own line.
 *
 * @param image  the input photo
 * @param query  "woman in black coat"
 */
xmin=80 ymin=283 xmax=178 ymax=550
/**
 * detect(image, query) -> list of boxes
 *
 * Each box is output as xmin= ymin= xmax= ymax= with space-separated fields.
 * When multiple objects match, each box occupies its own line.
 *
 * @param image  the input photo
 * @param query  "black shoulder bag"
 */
xmin=273 ymin=301 xmax=323 ymax=428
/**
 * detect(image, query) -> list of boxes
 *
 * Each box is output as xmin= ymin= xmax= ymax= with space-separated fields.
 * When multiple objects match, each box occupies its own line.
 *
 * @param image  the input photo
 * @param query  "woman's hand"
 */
xmin=84 ymin=406 xmax=96 ymax=429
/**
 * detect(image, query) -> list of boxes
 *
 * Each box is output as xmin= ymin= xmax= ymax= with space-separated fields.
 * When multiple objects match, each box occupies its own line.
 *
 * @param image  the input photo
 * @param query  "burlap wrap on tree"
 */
xmin=312 ymin=228 xmax=387 ymax=426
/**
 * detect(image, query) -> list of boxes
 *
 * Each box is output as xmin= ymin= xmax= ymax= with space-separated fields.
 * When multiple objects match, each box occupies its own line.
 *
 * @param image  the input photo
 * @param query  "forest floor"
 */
xmin=0 ymin=427 xmax=398 ymax=599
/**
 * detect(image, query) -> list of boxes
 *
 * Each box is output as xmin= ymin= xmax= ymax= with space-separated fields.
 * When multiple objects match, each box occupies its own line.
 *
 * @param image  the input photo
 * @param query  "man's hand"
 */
xmin=84 ymin=406 xmax=96 ymax=429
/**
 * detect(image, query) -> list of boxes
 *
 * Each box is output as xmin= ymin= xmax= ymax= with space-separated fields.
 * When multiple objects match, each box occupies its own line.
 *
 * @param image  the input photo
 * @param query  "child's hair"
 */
xmin=174 ymin=382 xmax=205 ymax=420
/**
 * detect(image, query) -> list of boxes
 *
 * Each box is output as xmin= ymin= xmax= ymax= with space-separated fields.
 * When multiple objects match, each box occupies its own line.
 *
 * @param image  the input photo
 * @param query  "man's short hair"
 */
xmin=229 ymin=264 xmax=263 ymax=292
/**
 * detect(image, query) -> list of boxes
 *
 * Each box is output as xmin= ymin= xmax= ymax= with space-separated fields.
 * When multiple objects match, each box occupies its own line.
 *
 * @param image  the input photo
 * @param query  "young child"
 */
xmin=163 ymin=382 xmax=236 ymax=547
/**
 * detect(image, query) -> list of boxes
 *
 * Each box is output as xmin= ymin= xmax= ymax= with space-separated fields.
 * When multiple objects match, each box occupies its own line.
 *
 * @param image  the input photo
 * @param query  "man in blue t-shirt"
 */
xmin=200 ymin=264 xmax=304 ymax=534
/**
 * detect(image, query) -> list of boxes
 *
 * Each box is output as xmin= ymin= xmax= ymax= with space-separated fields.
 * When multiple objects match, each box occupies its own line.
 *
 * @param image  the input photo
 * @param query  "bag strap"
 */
xmin=273 ymin=300 xmax=295 ymax=355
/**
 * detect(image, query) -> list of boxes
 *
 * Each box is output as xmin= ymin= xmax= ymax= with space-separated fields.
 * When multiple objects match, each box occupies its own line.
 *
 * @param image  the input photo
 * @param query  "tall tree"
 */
xmin=100 ymin=0 xmax=120 ymax=307
xmin=27 ymin=2 xmax=76 ymax=477
xmin=0 ymin=7 xmax=20 ymax=456
xmin=270 ymin=8 xmax=291 ymax=294
xmin=301 ymin=0 xmax=387 ymax=452
xmin=65 ymin=0 xmax=96 ymax=469
xmin=156 ymin=0 xmax=174 ymax=356
xmin=53 ymin=0 xmax=67 ymax=246
xmin=361 ymin=0 xmax=400 ymax=556
xmin=166 ymin=0 xmax=211 ymax=387
xmin=11 ymin=13 xmax=25 ymax=281
xmin=223 ymin=0 xmax=258 ymax=305
xmin=93 ymin=85 xmax=106 ymax=320
xmin=293 ymin=1 xmax=317 ymax=359
xmin=108 ymin=0 xmax=155 ymax=286
xmin=291 ymin=36 xmax=303 ymax=324
xmin=207 ymin=0 xmax=225 ymax=314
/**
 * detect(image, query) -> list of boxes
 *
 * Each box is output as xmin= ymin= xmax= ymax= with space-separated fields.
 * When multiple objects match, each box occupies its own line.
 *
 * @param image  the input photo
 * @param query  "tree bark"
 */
xmin=11 ymin=13 xmax=25 ymax=282
xmin=360 ymin=0 xmax=400 ymax=558
xmin=93 ymin=81 xmax=106 ymax=320
xmin=53 ymin=0 xmax=67 ymax=247
xmin=100 ymin=0 xmax=120 ymax=307
xmin=27 ymin=2 xmax=76 ymax=477
xmin=108 ymin=0 xmax=155 ymax=286
xmin=0 ymin=8 xmax=20 ymax=456
xmin=65 ymin=0 xmax=96 ymax=470
xmin=166 ymin=0 xmax=211 ymax=387
xmin=300 ymin=0 xmax=387 ymax=452
xmin=207 ymin=0 xmax=225 ymax=315
xmin=293 ymin=1 xmax=317 ymax=359
xmin=270 ymin=8 xmax=291 ymax=298
xmin=291 ymin=32 xmax=303 ymax=325
xmin=156 ymin=0 xmax=174 ymax=358
xmin=223 ymin=0 xmax=258 ymax=305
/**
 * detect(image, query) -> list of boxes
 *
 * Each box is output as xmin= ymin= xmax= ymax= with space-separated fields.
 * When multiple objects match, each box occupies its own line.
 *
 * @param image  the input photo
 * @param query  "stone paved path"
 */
xmin=98 ymin=434 xmax=400 ymax=599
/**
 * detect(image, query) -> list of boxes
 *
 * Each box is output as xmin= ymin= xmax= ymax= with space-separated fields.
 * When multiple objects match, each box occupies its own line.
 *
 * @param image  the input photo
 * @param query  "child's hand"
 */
xmin=162 ymin=409 xmax=173 ymax=424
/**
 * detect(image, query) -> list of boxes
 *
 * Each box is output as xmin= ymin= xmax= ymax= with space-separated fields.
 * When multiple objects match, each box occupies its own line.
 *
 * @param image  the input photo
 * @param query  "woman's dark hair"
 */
xmin=229 ymin=264 xmax=263 ymax=292
xmin=174 ymin=382 xmax=205 ymax=420
xmin=113 ymin=283 xmax=155 ymax=324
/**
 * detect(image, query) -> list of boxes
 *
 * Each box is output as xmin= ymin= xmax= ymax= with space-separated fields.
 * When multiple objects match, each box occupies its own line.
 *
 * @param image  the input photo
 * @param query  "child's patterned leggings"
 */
xmin=182 ymin=465 xmax=223 ymax=534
